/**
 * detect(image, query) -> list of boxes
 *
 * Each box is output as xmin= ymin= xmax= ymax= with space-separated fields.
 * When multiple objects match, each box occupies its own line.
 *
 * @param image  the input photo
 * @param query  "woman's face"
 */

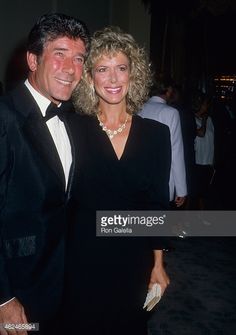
xmin=91 ymin=51 xmax=130 ymax=107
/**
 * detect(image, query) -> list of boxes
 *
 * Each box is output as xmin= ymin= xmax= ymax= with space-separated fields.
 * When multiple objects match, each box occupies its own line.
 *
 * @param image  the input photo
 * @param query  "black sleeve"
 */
xmin=0 ymin=103 xmax=14 ymax=303
xmin=148 ymin=121 xmax=173 ymax=250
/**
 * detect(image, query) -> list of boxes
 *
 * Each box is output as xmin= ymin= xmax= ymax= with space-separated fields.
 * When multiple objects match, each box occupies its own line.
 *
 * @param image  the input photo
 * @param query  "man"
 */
xmin=139 ymin=77 xmax=187 ymax=207
xmin=0 ymin=13 xmax=90 ymax=334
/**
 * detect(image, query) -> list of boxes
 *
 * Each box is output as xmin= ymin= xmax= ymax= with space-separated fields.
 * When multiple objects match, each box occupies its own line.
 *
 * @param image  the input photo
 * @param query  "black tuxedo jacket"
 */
xmin=0 ymin=83 xmax=75 ymax=321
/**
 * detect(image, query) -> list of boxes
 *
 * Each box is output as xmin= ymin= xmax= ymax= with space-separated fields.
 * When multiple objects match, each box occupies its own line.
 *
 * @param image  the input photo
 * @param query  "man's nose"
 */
xmin=62 ymin=58 xmax=75 ymax=74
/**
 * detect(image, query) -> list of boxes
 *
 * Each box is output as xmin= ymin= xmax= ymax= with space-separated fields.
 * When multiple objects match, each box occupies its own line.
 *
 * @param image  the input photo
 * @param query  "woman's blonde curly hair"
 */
xmin=72 ymin=26 xmax=152 ymax=115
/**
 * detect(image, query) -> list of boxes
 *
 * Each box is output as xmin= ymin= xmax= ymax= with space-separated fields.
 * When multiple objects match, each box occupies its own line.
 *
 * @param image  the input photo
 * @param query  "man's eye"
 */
xmin=55 ymin=52 xmax=64 ymax=57
xmin=74 ymin=57 xmax=84 ymax=64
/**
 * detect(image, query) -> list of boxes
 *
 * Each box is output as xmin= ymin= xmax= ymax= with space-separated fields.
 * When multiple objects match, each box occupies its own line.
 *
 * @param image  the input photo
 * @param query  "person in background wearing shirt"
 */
xmin=0 ymin=13 xmax=90 ymax=335
xmin=139 ymin=77 xmax=187 ymax=207
xmin=193 ymin=93 xmax=215 ymax=209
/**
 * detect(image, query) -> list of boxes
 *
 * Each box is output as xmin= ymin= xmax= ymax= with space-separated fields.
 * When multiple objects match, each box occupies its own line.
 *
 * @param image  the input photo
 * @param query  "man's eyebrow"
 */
xmin=75 ymin=53 xmax=85 ymax=58
xmin=53 ymin=47 xmax=69 ymax=51
xmin=53 ymin=47 xmax=85 ymax=57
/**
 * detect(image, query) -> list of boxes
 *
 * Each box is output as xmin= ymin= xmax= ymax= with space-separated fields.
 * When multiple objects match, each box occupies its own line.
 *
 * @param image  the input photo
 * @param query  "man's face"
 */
xmin=27 ymin=36 xmax=86 ymax=104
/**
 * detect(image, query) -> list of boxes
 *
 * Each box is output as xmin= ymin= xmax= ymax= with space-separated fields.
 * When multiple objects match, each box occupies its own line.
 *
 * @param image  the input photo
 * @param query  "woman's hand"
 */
xmin=148 ymin=250 xmax=170 ymax=295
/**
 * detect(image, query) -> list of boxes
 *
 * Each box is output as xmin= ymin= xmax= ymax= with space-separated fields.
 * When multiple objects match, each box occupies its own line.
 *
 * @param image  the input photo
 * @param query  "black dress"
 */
xmin=64 ymin=115 xmax=171 ymax=334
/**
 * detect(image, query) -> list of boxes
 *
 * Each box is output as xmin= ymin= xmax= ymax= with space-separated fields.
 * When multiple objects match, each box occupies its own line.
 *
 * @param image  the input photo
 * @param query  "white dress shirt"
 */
xmin=25 ymin=79 xmax=72 ymax=189
xmin=139 ymin=96 xmax=187 ymax=200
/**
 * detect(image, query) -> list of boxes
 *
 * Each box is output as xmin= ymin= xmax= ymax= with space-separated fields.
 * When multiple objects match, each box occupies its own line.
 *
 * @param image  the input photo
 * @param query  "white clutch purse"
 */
xmin=143 ymin=283 xmax=162 ymax=311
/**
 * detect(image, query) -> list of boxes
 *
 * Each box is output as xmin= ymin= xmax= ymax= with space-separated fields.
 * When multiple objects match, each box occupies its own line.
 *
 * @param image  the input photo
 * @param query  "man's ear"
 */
xmin=27 ymin=52 xmax=38 ymax=72
xmin=166 ymin=87 xmax=173 ymax=100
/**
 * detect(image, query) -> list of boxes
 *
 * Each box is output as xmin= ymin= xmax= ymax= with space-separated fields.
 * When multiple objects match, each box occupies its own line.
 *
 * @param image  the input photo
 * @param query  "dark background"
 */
xmin=143 ymin=0 xmax=236 ymax=92
xmin=1 ymin=0 xmax=235 ymax=94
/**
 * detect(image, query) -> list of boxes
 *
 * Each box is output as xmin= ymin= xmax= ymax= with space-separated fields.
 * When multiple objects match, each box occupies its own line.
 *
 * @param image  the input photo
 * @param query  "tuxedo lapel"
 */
xmin=11 ymin=84 xmax=66 ymax=188
xmin=63 ymin=113 xmax=76 ymax=198
xmin=22 ymin=111 xmax=66 ymax=187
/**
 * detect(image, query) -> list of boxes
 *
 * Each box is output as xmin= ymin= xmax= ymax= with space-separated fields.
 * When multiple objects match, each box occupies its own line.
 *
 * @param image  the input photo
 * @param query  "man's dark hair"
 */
xmin=27 ymin=13 xmax=90 ymax=58
xmin=150 ymin=75 xmax=175 ymax=96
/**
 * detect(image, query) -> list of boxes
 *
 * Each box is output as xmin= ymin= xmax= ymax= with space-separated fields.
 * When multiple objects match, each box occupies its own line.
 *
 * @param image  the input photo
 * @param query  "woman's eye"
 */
xmin=96 ymin=67 xmax=106 ymax=73
xmin=119 ymin=66 xmax=127 ymax=71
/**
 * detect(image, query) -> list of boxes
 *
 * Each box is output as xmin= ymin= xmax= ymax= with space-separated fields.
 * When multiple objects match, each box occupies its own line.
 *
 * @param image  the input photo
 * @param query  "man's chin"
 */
xmin=51 ymin=87 xmax=76 ymax=102
xmin=51 ymin=94 xmax=72 ymax=104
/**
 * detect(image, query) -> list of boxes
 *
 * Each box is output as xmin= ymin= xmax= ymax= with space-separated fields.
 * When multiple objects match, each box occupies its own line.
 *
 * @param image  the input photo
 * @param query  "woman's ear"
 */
xmin=88 ymin=73 xmax=95 ymax=92
xmin=27 ymin=52 xmax=38 ymax=72
xmin=88 ymin=72 xmax=94 ymax=85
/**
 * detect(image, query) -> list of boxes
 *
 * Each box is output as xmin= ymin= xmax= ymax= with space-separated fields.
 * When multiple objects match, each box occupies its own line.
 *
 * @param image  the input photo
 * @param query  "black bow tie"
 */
xmin=44 ymin=102 xmax=71 ymax=122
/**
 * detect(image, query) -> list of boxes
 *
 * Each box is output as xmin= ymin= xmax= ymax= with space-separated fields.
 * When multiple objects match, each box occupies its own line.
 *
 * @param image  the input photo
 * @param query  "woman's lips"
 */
xmin=105 ymin=87 xmax=122 ymax=94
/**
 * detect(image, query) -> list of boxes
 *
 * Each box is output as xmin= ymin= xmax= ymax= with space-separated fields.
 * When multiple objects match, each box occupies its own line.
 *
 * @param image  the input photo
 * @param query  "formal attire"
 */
xmin=0 ymin=82 xmax=75 ymax=331
xmin=139 ymin=96 xmax=187 ymax=200
xmin=63 ymin=114 xmax=171 ymax=334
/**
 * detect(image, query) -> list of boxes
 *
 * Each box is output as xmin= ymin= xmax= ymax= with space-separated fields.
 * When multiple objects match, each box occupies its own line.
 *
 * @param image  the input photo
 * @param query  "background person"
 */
xmin=193 ymin=92 xmax=215 ymax=209
xmin=139 ymin=77 xmax=187 ymax=208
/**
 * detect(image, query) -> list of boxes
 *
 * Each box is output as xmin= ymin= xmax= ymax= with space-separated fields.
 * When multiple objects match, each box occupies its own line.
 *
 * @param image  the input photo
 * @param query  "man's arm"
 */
xmin=169 ymin=109 xmax=187 ymax=205
xmin=0 ymin=110 xmax=14 ymax=304
xmin=0 ymin=108 xmax=28 ymax=335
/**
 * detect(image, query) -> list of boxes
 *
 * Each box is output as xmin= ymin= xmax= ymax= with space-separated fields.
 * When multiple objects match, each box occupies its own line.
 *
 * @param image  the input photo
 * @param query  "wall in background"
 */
xmin=111 ymin=0 xmax=150 ymax=51
xmin=0 ymin=0 xmax=150 ymax=90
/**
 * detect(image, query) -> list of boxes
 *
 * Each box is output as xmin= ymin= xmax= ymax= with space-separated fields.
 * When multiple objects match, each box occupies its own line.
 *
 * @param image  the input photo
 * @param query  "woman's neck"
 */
xmin=98 ymin=102 xmax=128 ymax=126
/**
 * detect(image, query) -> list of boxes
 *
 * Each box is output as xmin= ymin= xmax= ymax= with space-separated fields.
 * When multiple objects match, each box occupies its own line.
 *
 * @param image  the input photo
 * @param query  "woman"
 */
xmin=64 ymin=27 xmax=171 ymax=334
xmin=192 ymin=92 xmax=215 ymax=209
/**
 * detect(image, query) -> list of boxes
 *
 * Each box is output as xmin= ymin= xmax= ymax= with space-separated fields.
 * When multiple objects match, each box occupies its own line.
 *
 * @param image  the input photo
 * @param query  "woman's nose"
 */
xmin=109 ymin=69 xmax=117 ymax=83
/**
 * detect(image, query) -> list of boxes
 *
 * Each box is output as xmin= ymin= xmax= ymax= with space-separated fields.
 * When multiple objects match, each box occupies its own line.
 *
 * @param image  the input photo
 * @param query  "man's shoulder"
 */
xmin=142 ymin=98 xmax=164 ymax=112
xmin=0 ymin=83 xmax=28 ymax=114
xmin=141 ymin=97 xmax=179 ymax=118
xmin=154 ymin=103 xmax=179 ymax=118
xmin=0 ymin=92 xmax=17 ymax=124
xmin=0 ymin=84 xmax=37 ymax=132
xmin=0 ymin=91 xmax=14 ymax=107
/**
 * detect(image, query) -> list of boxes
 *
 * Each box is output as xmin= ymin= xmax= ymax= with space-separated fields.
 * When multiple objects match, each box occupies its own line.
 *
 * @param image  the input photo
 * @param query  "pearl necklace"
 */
xmin=97 ymin=114 xmax=129 ymax=139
